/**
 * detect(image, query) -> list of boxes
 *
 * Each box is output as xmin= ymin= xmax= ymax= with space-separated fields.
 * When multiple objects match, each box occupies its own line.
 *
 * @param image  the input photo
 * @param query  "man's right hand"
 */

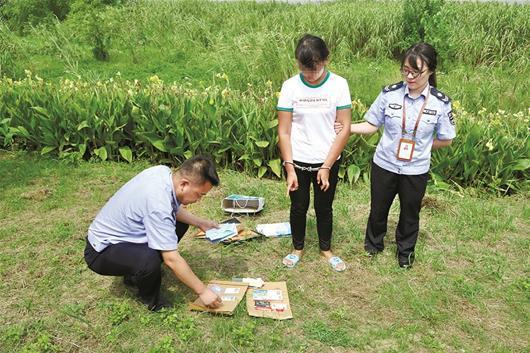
xmin=199 ymin=288 xmax=222 ymax=309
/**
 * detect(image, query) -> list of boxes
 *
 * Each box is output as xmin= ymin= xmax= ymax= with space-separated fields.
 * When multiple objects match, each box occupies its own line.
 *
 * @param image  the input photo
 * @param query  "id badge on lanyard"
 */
xmin=396 ymin=92 xmax=430 ymax=161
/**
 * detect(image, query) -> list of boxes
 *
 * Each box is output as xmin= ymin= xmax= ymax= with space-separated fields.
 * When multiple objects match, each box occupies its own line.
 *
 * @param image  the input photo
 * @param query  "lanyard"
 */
xmin=402 ymin=91 xmax=430 ymax=139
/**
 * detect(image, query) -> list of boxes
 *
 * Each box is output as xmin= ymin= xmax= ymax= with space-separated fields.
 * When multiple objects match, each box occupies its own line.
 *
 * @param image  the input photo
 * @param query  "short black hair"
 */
xmin=295 ymin=34 xmax=329 ymax=70
xmin=401 ymin=42 xmax=438 ymax=87
xmin=178 ymin=156 xmax=219 ymax=186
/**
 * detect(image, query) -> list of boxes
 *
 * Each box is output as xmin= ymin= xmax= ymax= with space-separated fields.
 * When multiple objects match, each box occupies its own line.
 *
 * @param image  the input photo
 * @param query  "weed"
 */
xmin=231 ymin=321 xmax=255 ymax=347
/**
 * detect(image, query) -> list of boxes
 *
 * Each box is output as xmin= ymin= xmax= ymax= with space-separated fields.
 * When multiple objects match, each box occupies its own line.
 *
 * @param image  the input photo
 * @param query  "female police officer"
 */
xmin=337 ymin=42 xmax=455 ymax=268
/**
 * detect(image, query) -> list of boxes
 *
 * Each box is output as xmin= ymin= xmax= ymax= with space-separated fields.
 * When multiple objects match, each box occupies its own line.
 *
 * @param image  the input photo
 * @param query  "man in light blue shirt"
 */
xmin=84 ymin=156 xmax=222 ymax=311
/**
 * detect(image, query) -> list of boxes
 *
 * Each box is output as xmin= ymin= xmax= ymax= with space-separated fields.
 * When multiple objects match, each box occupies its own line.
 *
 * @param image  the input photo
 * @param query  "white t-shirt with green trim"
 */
xmin=277 ymin=71 xmax=352 ymax=164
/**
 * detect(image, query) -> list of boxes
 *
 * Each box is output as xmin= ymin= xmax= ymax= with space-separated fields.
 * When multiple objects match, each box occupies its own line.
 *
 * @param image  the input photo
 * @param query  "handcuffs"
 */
xmin=282 ymin=160 xmax=330 ymax=172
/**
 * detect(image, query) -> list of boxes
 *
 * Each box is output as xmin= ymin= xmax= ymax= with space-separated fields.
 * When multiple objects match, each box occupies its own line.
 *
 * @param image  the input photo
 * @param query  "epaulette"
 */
xmin=430 ymin=87 xmax=451 ymax=103
xmin=382 ymin=81 xmax=404 ymax=93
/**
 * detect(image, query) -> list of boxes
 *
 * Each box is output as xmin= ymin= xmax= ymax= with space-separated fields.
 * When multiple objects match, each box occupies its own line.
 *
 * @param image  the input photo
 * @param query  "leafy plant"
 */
xmin=0 ymin=74 xmax=527 ymax=192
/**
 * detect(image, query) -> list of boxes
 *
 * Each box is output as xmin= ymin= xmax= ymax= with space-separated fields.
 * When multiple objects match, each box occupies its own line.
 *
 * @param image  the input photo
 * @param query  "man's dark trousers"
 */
xmin=84 ymin=221 xmax=189 ymax=310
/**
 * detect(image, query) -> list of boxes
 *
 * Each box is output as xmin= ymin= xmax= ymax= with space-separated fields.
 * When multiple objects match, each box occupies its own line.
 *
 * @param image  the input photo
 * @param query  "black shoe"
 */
xmin=364 ymin=247 xmax=381 ymax=257
xmin=398 ymin=252 xmax=415 ymax=268
xmin=149 ymin=296 xmax=173 ymax=312
xmin=138 ymin=294 xmax=173 ymax=312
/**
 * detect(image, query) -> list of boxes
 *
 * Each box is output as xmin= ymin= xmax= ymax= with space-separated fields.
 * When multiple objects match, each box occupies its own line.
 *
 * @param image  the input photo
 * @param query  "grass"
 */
xmin=1 ymin=151 xmax=528 ymax=352
xmin=1 ymin=0 xmax=529 ymax=113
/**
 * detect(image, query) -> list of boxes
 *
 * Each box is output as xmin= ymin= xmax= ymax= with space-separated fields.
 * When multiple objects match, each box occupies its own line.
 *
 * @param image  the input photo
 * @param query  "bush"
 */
xmin=401 ymin=0 xmax=451 ymax=62
xmin=0 ymin=0 xmax=127 ymax=33
xmin=0 ymin=74 xmax=527 ymax=193
xmin=0 ymin=0 xmax=70 ymax=33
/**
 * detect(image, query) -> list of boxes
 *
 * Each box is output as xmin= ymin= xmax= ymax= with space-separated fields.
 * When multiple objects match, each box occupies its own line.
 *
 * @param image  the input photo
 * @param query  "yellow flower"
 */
xmin=149 ymin=75 xmax=161 ymax=84
xmin=485 ymin=140 xmax=494 ymax=151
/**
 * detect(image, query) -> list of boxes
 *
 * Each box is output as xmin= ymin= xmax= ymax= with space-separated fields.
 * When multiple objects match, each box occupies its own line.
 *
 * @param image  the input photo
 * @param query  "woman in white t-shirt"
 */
xmin=277 ymin=34 xmax=352 ymax=271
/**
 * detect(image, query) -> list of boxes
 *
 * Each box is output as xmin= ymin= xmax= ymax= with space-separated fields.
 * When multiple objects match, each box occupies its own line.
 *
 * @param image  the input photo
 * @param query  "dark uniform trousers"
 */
xmin=365 ymin=161 xmax=428 ymax=262
xmin=289 ymin=160 xmax=340 ymax=252
xmin=84 ymin=221 xmax=189 ymax=309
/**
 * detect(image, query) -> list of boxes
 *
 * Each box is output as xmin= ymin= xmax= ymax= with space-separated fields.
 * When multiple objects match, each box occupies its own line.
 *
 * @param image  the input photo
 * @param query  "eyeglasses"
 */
xmin=400 ymin=68 xmax=426 ymax=79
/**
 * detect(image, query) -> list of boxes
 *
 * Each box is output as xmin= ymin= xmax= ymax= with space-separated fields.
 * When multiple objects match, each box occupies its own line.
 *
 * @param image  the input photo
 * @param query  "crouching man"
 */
xmin=84 ymin=156 xmax=222 ymax=311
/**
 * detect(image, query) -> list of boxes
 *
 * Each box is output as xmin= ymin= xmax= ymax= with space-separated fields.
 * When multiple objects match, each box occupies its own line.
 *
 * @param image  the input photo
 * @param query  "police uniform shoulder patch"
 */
xmin=382 ymin=81 xmax=404 ymax=93
xmin=430 ymin=87 xmax=451 ymax=103
xmin=448 ymin=110 xmax=455 ymax=125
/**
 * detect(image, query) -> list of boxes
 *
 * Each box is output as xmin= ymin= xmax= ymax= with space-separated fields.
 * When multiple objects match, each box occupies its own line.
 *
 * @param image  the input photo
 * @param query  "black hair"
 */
xmin=295 ymin=34 xmax=329 ymax=70
xmin=401 ymin=42 xmax=438 ymax=87
xmin=178 ymin=156 xmax=219 ymax=186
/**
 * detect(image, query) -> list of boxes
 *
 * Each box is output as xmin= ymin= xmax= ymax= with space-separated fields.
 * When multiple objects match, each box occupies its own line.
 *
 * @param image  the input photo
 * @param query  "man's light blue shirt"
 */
xmin=87 ymin=166 xmax=180 ymax=252
xmin=365 ymin=83 xmax=455 ymax=175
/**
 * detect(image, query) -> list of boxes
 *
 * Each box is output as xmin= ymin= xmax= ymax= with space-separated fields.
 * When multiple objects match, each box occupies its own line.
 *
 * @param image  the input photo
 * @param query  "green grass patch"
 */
xmin=0 ymin=152 xmax=528 ymax=352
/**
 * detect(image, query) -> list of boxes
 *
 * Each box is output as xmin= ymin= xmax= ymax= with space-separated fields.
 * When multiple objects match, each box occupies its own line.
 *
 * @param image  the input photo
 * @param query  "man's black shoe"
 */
xmin=398 ymin=252 xmax=415 ymax=268
xmin=149 ymin=297 xmax=173 ymax=312
xmin=364 ymin=247 xmax=381 ymax=258
xmin=138 ymin=293 xmax=173 ymax=312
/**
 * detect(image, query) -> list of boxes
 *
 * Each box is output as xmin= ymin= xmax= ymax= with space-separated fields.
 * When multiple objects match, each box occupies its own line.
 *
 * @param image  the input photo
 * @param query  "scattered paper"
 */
xmin=205 ymin=223 xmax=238 ymax=243
xmin=256 ymin=222 xmax=291 ymax=237
xmin=246 ymin=282 xmax=293 ymax=320
xmin=222 ymin=295 xmax=237 ymax=301
xmin=252 ymin=289 xmax=283 ymax=301
xmin=189 ymin=280 xmax=248 ymax=316
xmin=232 ymin=277 xmax=265 ymax=288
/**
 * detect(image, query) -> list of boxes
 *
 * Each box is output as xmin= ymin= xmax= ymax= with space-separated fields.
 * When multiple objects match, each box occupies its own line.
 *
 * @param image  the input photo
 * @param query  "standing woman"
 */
xmin=339 ymin=42 xmax=455 ymax=268
xmin=277 ymin=34 xmax=352 ymax=271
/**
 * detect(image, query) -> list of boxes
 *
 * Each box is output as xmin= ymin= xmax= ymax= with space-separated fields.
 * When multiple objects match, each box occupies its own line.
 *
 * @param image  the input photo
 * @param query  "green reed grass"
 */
xmin=1 ymin=0 xmax=529 ymax=113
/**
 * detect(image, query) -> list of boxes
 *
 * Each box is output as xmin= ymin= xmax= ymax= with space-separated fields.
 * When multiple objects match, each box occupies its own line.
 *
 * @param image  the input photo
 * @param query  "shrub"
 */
xmin=0 ymin=0 xmax=70 ymax=33
xmin=0 ymin=74 xmax=527 ymax=193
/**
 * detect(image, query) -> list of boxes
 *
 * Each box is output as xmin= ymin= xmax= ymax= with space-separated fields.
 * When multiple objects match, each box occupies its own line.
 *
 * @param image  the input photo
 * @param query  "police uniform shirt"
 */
xmin=87 ymin=166 xmax=180 ymax=252
xmin=365 ymin=82 xmax=455 ymax=175
xmin=277 ymin=71 xmax=352 ymax=164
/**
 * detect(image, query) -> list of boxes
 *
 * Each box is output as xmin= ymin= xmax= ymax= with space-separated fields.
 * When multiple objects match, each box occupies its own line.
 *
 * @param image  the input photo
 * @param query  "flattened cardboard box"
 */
xmin=194 ymin=220 xmax=262 ymax=244
xmin=246 ymin=281 xmax=293 ymax=320
xmin=189 ymin=280 xmax=248 ymax=315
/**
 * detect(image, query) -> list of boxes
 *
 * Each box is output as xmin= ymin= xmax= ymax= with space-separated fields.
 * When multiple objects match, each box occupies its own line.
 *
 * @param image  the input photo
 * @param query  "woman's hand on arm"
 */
xmin=334 ymin=121 xmax=378 ymax=135
xmin=432 ymin=138 xmax=453 ymax=150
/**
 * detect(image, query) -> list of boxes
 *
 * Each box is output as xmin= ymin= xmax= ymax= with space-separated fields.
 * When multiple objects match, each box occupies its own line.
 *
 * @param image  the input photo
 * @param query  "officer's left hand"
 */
xmin=317 ymin=168 xmax=330 ymax=191
xmin=334 ymin=122 xmax=344 ymax=135
xmin=198 ymin=219 xmax=219 ymax=232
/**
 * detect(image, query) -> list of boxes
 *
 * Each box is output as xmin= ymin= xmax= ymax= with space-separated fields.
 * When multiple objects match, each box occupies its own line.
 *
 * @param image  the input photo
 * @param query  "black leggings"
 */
xmin=289 ymin=160 xmax=340 ymax=251
xmin=84 ymin=221 xmax=189 ymax=309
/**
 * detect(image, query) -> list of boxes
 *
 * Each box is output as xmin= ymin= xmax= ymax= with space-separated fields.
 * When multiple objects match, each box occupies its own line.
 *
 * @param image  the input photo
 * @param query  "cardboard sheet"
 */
xmin=246 ymin=281 xmax=293 ymax=320
xmin=194 ymin=219 xmax=262 ymax=244
xmin=189 ymin=280 xmax=248 ymax=315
